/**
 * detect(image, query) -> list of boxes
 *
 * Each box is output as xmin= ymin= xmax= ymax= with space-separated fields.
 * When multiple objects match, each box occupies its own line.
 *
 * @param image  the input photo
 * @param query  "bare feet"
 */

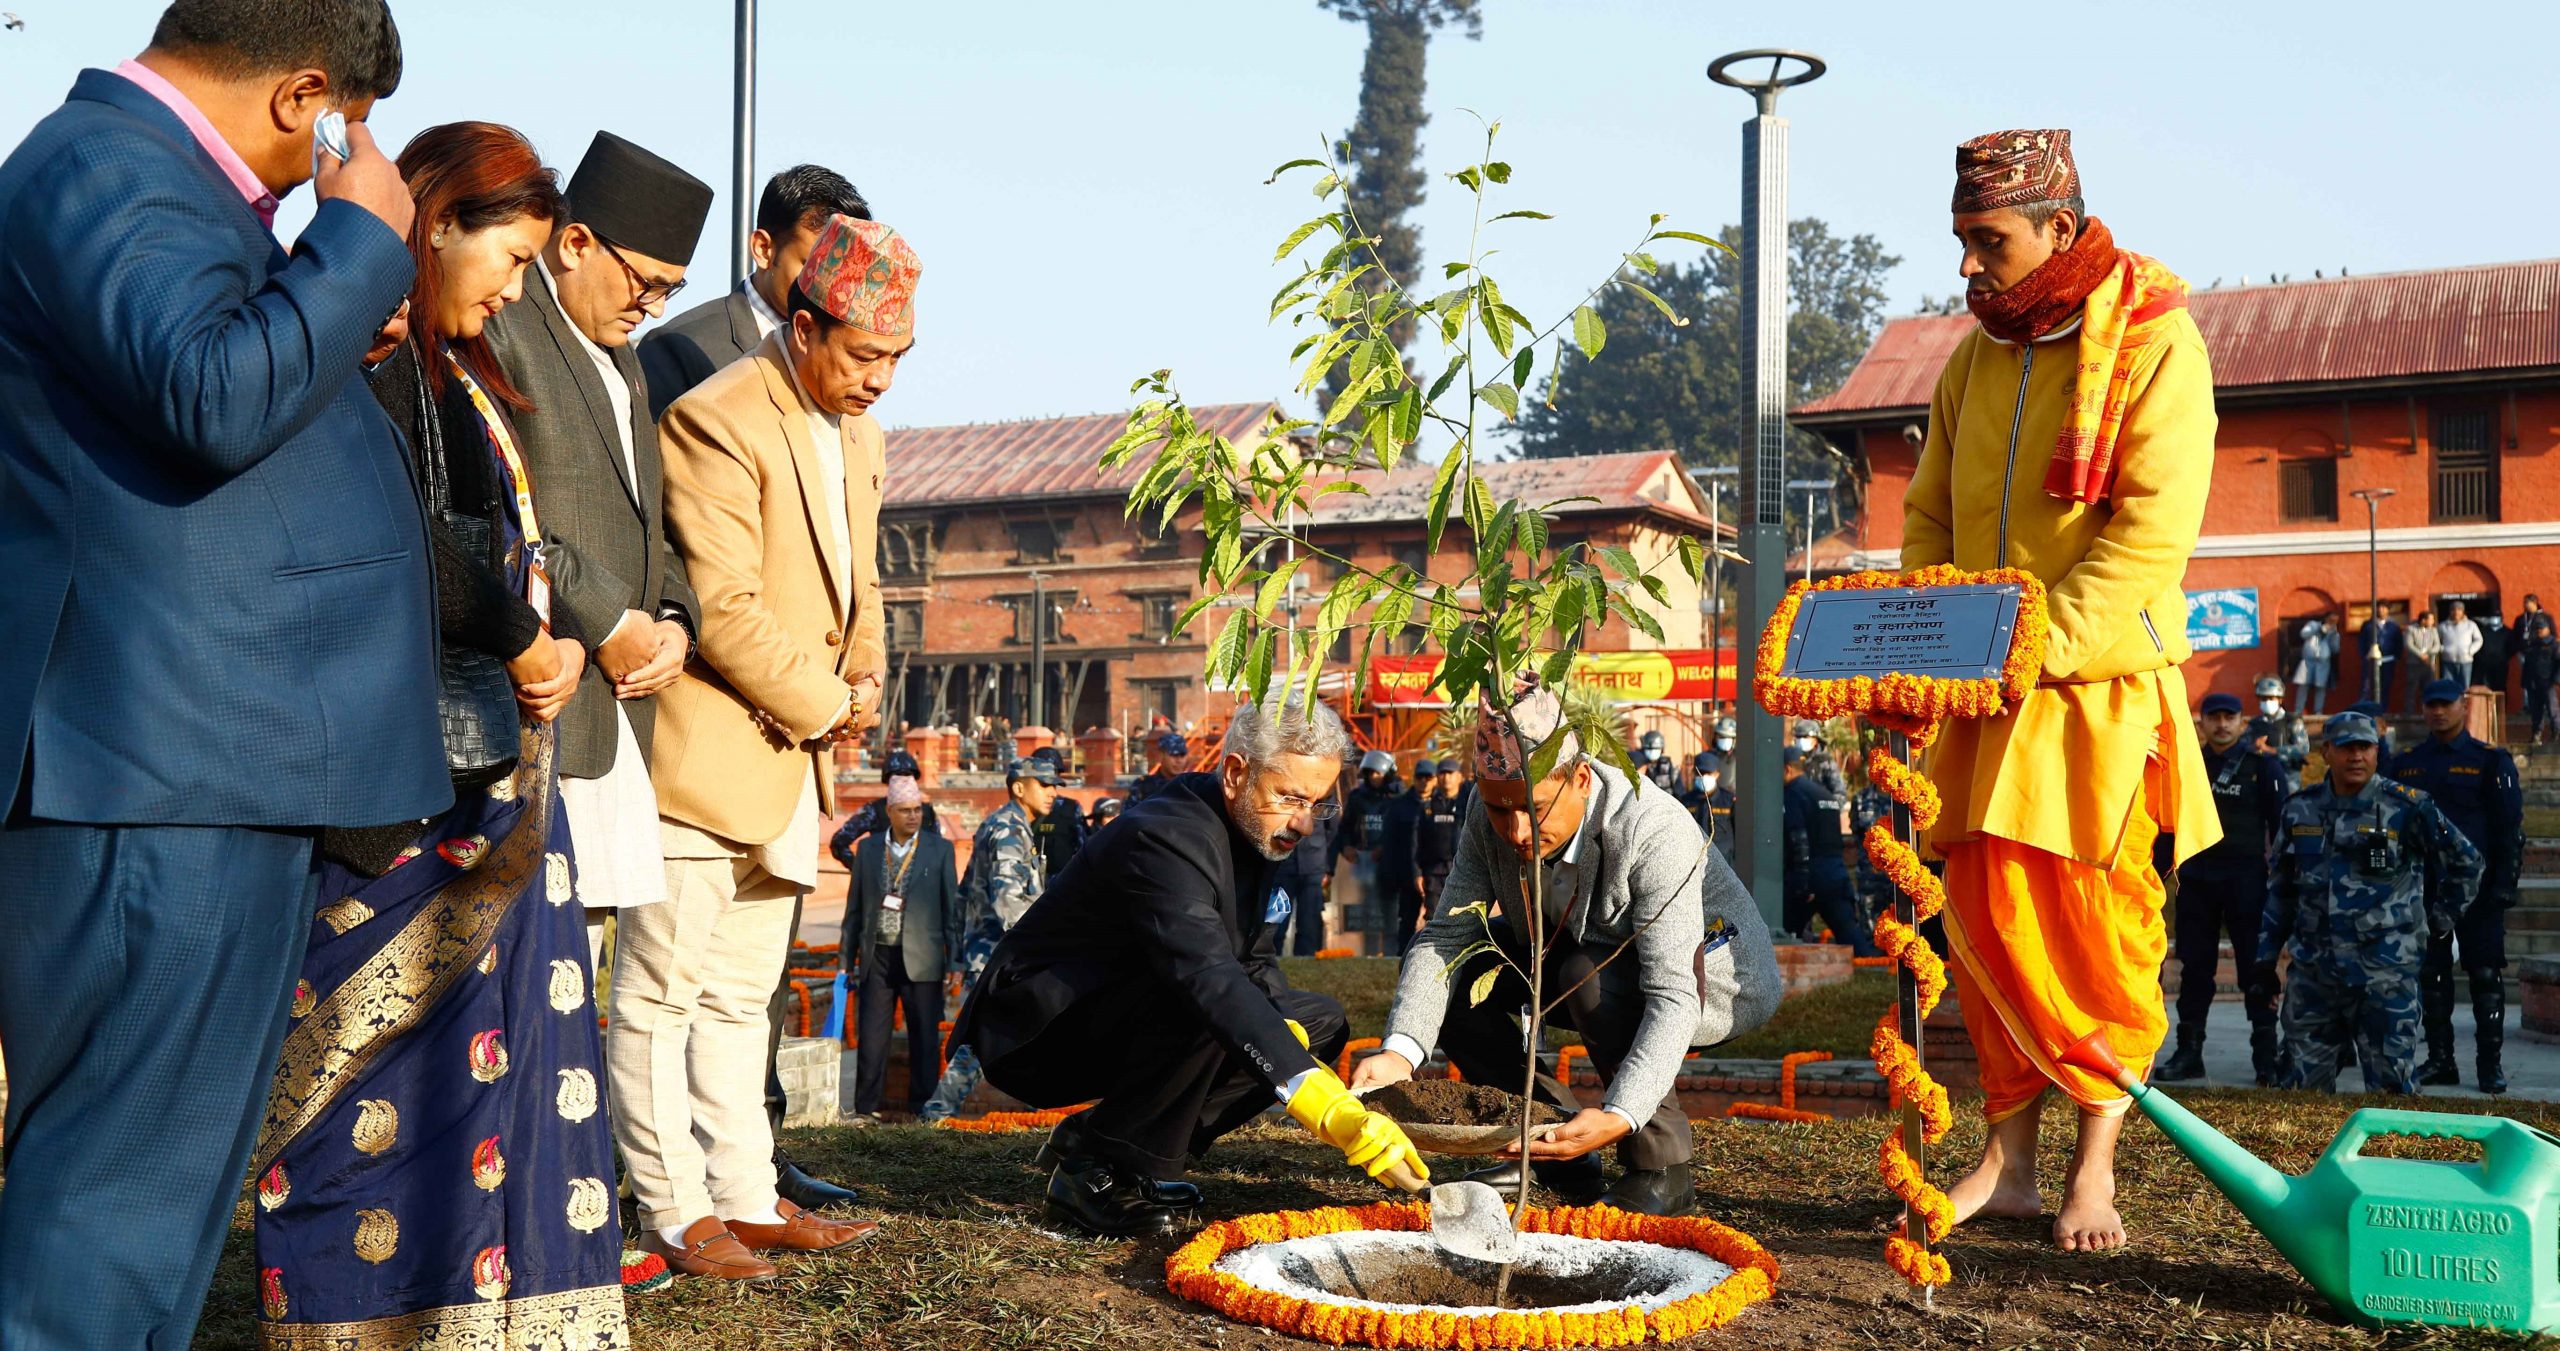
xmin=1944 ymin=1154 xmax=2042 ymax=1226
xmin=2053 ymin=1177 xmax=2126 ymax=1251
xmin=2054 ymin=1109 xmax=2129 ymax=1251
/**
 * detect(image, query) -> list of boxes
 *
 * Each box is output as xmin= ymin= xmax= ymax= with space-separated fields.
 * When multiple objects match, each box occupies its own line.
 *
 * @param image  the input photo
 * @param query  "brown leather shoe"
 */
xmin=726 ymin=1198 xmax=879 ymax=1253
xmin=638 ymin=1217 xmax=776 ymax=1282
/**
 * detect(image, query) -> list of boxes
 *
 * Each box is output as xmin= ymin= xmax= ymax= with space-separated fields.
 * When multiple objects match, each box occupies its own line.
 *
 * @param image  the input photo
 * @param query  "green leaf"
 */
xmin=1610 ymin=595 xmax=1667 ymax=643
xmin=1209 ymin=607 xmax=1252 ymax=680
xmin=1586 ymin=713 xmax=1644 ymax=791
xmin=1426 ymin=354 xmax=1465 ymax=403
xmin=1454 ymin=166 xmax=1483 ymax=193
xmin=1677 ymin=533 xmax=1707 ymax=585
xmin=1312 ymin=173 xmax=1340 ymax=199
xmin=1479 ymin=500 xmax=1517 ymax=576
xmin=1467 ymin=967 xmax=1502 ymax=1008
xmin=1443 ymin=260 xmax=1472 ymax=279
xmin=1255 ymin=558 xmax=1302 ymax=621
xmin=1510 ymin=346 xmax=1534 ymax=390
xmin=1478 ymin=382 xmax=1520 ymax=420
xmin=1244 ymin=628 xmax=1277 ymax=705
xmin=1476 ymin=279 xmax=1517 ymax=354
xmin=1266 ymin=157 xmax=1325 ymax=183
xmin=1649 ymin=228 xmax=1736 ymax=255
xmin=1484 ymin=161 xmax=1512 ymax=184
xmin=1539 ymin=646 xmax=1578 ymax=690
xmin=1322 ymin=364 xmax=1388 ymax=428
xmin=1549 ymin=575 xmax=1586 ymax=636
xmin=1514 ymin=508 xmax=1548 ymax=560
xmin=1273 ymin=218 xmax=1327 ymax=263
xmin=1597 ymin=544 xmax=1644 ymax=580
xmin=1172 ymin=593 xmax=1220 ymax=639
xmin=1620 ymin=279 xmax=1689 ymax=327
xmin=1571 ymin=305 xmax=1606 ymax=359
xmin=1424 ymin=446 xmax=1466 ymax=553
xmin=1369 ymin=570 xmax=1417 ymax=642
xmin=1489 ymin=209 xmax=1553 ymax=222
xmin=1527 ymin=723 xmax=1568 ymax=785
xmin=1465 ymin=475 xmax=1497 ymax=540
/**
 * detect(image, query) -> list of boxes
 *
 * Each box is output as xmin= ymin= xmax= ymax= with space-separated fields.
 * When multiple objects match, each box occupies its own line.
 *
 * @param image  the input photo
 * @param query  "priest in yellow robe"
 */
xmin=1902 ymin=129 xmax=2221 ymax=1252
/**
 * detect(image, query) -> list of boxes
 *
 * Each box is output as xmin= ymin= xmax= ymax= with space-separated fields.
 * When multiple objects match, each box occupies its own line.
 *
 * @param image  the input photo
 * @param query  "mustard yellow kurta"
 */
xmin=1902 ymin=307 xmax=2221 ymax=1116
xmin=1903 ymin=314 xmax=2222 ymax=868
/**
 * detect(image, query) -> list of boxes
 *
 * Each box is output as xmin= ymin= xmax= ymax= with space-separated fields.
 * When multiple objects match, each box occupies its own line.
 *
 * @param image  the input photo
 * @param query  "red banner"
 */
xmin=1362 ymin=651 xmax=1742 ymax=706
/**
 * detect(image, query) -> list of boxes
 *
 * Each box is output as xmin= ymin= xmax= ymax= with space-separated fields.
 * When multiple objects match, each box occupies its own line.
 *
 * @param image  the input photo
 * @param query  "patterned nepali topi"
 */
xmin=1474 ymin=678 xmax=1576 ymax=792
xmin=1952 ymin=128 xmax=2080 ymax=213
xmin=885 ymin=777 xmax=925 ymax=809
xmin=794 ymin=213 xmax=922 ymax=336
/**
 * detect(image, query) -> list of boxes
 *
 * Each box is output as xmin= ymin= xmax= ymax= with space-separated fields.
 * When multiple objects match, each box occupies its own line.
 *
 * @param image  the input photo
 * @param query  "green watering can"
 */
xmin=2061 ymin=1031 xmax=2560 ymax=1334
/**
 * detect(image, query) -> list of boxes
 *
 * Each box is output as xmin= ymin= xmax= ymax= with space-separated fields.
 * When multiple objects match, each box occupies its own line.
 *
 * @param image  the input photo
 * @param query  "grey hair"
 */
xmin=2017 ymin=196 xmax=2086 ymax=233
xmin=1223 ymin=696 xmax=1352 ymax=770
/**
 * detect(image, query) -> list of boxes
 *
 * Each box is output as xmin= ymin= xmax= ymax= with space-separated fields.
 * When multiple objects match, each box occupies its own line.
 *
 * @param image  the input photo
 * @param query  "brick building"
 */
xmin=1790 ymin=258 xmax=2560 ymax=710
xmin=873 ymin=402 xmax=1720 ymax=760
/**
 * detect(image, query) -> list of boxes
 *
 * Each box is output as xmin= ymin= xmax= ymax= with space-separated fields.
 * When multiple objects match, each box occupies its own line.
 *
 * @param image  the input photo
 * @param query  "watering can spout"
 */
xmin=2057 ymin=1031 xmax=2301 ymax=1233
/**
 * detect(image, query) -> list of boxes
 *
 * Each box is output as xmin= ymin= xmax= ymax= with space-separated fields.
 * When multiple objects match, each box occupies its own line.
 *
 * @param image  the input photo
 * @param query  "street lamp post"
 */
xmin=1696 ymin=466 xmax=1738 ymax=713
xmin=2350 ymin=488 xmax=2396 ymax=703
xmin=1709 ymin=47 xmax=1825 ymax=933
xmin=1028 ymin=570 xmax=1049 ymax=730
xmin=1787 ymin=478 xmax=1833 ymax=586
xmin=730 ymin=0 xmax=757 ymax=285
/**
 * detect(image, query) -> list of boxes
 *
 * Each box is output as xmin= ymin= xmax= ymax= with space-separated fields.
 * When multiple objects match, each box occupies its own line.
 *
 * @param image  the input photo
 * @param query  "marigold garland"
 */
xmin=1167 ymin=1202 xmax=1778 ymax=1346
xmin=935 ymin=1104 xmax=1091 ymax=1133
xmin=1755 ymin=566 xmax=2047 ymax=1293
xmin=1729 ymin=1049 xmax=1836 ymax=1123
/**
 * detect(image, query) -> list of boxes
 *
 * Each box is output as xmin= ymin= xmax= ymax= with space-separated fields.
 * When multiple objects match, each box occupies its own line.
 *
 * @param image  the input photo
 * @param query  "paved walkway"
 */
xmin=2157 ymin=1001 xmax=2560 ymax=1102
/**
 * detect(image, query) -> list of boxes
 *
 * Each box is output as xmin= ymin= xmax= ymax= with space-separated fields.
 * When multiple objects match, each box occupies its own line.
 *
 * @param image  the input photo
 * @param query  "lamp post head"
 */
xmin=1708 ymin=49 xmax=1826 ymax=117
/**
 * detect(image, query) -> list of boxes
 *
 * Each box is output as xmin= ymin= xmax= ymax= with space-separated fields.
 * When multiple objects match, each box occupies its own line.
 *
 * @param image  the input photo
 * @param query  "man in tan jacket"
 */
xmin=619 ymin=213 xmax=920 ymax=1281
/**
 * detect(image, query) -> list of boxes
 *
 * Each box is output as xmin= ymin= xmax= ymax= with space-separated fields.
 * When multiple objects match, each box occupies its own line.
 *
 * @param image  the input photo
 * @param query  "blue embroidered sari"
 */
xmin=249 ymin=360 xmax=626 ymax=1347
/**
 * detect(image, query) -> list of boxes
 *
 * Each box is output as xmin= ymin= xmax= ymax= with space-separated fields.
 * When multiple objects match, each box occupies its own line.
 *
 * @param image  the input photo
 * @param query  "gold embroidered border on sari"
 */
xmin=258 ymin=1284 xmax=627 ymax=1350
xmin=252 ymin=722 xmax=557 ymax=1177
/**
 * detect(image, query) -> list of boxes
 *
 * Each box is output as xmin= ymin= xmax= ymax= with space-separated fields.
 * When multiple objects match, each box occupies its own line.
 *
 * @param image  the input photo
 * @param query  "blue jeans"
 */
xmin=2445 ymin=660 xmax=2474 ymax=689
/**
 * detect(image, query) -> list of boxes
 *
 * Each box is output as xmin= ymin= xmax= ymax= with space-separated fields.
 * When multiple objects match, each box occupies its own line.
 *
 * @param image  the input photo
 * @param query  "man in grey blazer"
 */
xmin=640 ymin=163 xmax=869 ymax=419
xmin=484 ymin=131 xmax=705 ymax=946
xmin=1352 ymin=685 xmax=1780 ymax=1216
xmin=847 ymin=779 xmax=962 ymax=1120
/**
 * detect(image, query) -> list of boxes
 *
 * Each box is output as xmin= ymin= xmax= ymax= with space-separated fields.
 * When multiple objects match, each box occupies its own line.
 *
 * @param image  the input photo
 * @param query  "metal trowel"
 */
xmin=1383 ymin=1161 xmax=1518 ymax=1264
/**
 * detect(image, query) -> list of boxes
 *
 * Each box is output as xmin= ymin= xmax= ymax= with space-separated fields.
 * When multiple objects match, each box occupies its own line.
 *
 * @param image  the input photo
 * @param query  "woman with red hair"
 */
xmin=252 ymin=122 xmax=635 ymax=1343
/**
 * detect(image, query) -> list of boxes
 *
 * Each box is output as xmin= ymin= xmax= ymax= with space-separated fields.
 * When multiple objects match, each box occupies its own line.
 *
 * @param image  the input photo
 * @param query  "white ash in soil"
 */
xmin=1214 ymin=1230 xmax=1738 ymax=1317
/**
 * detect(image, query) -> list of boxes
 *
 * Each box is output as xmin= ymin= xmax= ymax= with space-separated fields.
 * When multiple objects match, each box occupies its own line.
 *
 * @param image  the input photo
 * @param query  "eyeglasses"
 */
xmin=1269 ymin=790 xmax=1341 ymax=822
xmin=592 ymin=233 xmax=687 ymax=308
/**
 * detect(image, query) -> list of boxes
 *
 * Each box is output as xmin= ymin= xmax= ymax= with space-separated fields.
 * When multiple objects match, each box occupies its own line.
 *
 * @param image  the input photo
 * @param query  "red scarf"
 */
xmin=1965 ymin=216 xmax=2120 ymax=344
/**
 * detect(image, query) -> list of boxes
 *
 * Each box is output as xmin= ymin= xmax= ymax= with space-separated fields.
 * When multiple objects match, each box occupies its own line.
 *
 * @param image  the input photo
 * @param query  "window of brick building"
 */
xmin=2278 ymin=455 xmax=2338 ymax=523
xmin=1002 ymin=591 xmax=1075 ymax=645
xmin=1136 ymin=592 xmax=1182 ymax=641
xmin=1007 ymin=518 xmax=1063 ymax=565
xmin=880 ymin=520 xmax=933 ymax=583
xmin=2431 ymin=405 xmax=2500 ymax=523
xmin=1131 ymin=678 xmax=1184 ymax=726
xmin=885 ymin=601 xmax=925 ymax=651
xmin=1136 ymin=516 xmax=1181 ymax=559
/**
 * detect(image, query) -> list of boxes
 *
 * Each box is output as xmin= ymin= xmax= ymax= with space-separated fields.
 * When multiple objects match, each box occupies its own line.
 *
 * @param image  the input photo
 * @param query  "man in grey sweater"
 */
xmin=1351 ymin=685 xmax=1779 ymax=1215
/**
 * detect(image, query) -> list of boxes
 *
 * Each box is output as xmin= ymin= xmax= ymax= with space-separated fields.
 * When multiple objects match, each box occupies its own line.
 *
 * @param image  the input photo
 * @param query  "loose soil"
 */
xmin=1366 ymin=1078 xmax=1565 ymax=1128
xmin=1348 ymin=1250 xmax=1678 ymax=1309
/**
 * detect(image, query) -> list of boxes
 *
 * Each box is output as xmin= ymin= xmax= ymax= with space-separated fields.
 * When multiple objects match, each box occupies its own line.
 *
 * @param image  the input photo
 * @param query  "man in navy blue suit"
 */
xmin=0 ymin=4 xmax=445 ymax=1345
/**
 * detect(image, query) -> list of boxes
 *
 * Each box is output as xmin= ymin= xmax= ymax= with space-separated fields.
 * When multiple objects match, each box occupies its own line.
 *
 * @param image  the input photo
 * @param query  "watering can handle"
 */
xmin=2332 ymin=1108 xmax=2510 ymax=1160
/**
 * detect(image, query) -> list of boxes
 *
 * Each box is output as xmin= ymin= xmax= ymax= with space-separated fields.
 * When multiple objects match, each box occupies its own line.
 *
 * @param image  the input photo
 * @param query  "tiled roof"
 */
xmin=1793 ymin=257 xmax=2560 ymax=420
xmin=882 ymin=401 xmax=1278 ymax=508
xmin=1302 ymin=449 xmax=1714 ymax=531
xmin=883 ymin=402 xmax=1715 ymax=528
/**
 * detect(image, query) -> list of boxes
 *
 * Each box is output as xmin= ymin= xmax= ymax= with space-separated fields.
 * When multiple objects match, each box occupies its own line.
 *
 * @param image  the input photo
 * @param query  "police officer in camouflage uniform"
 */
xmin=918 ymin=756 xmax=1057 ymax=1121
xmin=2261 ymin=712 xmax=2484 ymax=1095
xmin=2248 ymin=675 xmax=2310 ymax=783
xmin=2391 ymin=677 xmax=2525 ymax=1093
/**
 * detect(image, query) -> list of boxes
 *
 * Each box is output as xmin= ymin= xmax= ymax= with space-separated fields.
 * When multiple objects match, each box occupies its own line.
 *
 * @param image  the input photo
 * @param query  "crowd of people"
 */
xmin=2287 ymin=598 xmax=2560 ymax=736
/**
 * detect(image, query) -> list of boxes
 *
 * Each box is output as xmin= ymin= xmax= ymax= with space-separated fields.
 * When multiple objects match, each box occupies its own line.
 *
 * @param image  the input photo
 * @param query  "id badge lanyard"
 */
xmin=447 ymin=355 xmax=552 ymax=624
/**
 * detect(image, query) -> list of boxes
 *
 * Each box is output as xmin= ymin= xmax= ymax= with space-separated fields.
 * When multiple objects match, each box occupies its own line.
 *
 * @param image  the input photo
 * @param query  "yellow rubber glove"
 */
xmin=1285 ymin=1019 xmax=1310 ymax=1049
xmin=1286 ymin=1065 xmax=1429 ymax=1187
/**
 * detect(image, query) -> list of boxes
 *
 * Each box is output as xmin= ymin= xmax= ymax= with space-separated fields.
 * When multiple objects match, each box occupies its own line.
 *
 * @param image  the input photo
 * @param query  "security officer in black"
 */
xmin=1680 ymin=751 xmax=1736 ymax=866
xmin=1782 ymin=745 xmax=1879 ymax=955
xmin=1126 ymin=730 xmax=1187 ymax=806
xmin=1634 ymin=729 xmax=1681 ymax=792
xmin=2390 ymin=677 xmax=2525 ymax=1092
xmin=1378 ymin=765 xmax=1427 ymax=949
xmin=1029 ymin=745 xmax=1090 ymax=877
xmin=1414 ymin=757 xmax=1469 ymax=918
xmin=2157 ymin=692 xmax=2292 ymax=1084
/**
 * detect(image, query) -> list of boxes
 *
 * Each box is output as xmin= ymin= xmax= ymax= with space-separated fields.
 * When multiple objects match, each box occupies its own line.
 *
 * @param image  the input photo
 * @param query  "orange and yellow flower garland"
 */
xmin=1725 ymin=1050 xmax=1834 ymax=1123
xmin=935 ymin=1104 xmax=1091 ymax=1134
xmin=1167 ymin=1202 xmax=1778 ymax=1347
xmin=1753 ymin=567 xmax=2048 ymax=1291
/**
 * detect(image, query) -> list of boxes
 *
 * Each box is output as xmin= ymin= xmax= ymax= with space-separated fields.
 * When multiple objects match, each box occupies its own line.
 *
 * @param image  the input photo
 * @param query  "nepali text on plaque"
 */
xmin=1777 ymin=583 xmax=2024 ymax=683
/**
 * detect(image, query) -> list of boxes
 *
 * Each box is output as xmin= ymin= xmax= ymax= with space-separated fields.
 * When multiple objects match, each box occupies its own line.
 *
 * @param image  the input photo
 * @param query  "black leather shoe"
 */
xmin=1601 ymin=1167 xmax=1695 ymax=1216
xmin=1044 ymin=1158 xmax=1199 ymax=1238
xmin=1463 ymin=1155 xmax=1608 ymax=1208
xmin=2415 ymin=1053 xmax=2461 ymax=1088
xmin=2154 ymin=1041 xmax=2206 ymax=1081
xmin=776 ymin=1157 xmax=861 ymax=1212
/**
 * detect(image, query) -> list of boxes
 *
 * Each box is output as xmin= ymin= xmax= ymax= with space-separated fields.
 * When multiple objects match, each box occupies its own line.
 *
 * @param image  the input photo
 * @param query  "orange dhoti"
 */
xmin=1939 ymin=770 xmax=2168 ymax=1121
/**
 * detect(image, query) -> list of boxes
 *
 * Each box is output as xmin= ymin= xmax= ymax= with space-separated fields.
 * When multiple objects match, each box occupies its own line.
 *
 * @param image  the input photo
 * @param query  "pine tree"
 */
xmin=1319 ymin=0 xmax=1480 ymax=401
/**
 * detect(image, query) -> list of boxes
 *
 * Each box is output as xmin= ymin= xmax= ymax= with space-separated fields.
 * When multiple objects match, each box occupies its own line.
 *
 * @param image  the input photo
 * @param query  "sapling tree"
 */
xmin=1104 ymin=119 xmax=1729 ymax=1297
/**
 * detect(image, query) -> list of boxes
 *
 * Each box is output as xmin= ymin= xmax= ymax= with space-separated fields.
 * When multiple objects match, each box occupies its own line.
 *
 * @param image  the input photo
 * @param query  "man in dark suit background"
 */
xmin=640 ymin=163 xmax=870 ymax=419
xmin=0 ymin=5 xmax=443 ymax=1345
xmin=949 ymin=698 xmax=1428 ymax=1238
xmin=847 ymin=779 xmax=962 ymax=1120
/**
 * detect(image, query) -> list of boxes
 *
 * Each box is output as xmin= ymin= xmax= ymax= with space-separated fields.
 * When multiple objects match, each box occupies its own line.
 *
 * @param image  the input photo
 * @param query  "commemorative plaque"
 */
xmin=1775 ymin=582 xmax=2023 ymax=683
